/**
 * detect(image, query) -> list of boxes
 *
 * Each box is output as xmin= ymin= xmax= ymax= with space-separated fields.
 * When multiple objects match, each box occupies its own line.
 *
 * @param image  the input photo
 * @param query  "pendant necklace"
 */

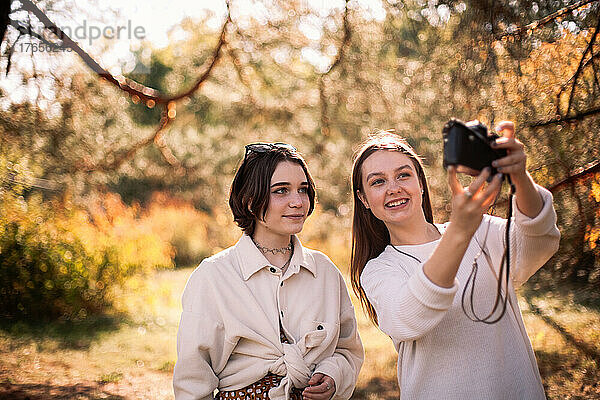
xmin=390 ymin=245 xmax=422 ymax=263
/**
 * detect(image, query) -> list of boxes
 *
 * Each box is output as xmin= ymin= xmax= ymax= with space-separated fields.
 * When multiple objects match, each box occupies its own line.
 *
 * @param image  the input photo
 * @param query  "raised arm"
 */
xmin=422 ymin=166 xmax=503 ymax=288
xmin=361 ymin=259 xmax=459 ymax=342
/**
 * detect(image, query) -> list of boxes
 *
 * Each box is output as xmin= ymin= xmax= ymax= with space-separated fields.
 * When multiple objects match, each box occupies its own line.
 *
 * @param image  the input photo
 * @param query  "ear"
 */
xmin=247 ymin=199 xmax=257 ymax=217
xmin=357 ymin=190 xmax=370 ymax=209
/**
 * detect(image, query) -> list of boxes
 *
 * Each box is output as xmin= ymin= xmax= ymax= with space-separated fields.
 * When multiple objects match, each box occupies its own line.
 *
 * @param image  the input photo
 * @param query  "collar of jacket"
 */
xmin=235 ymin=234 xmax=317 ymax=281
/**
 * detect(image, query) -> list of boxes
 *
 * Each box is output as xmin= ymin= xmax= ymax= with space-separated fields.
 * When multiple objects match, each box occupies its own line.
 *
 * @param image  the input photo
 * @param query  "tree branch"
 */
xmin=591 ymin=50 xmax=600 ymax=89
xmin=533 ymin=17 xmax=600 ymax=126
xmin=556 ymin=48 xmax=600 ymax=114
xmin=528 ymin=105 xmax=600 ymax=127
xmin=18 ymin=0 xmax=230 ymax=105
xmin=319 ymin=0 xmax=351 ymax=136
xmin=14 ymin=0 xmax=231 ymax=173
xmin=548 ymin=159 xmax=600 ymax=192
xmin=76 ymin=110 xmax=173 ymax=173
xmin=496 ymin=0 xmax=598 ymax=39
xmin=565 ymin=16 xmax=600 ymax=115
xmin=492 ymin=160 xmax=600 ymax=208
xmin=166 ymin=3 xmax=231 ymax=102
xmin=324 ymin=0 xmax=351 ymax=76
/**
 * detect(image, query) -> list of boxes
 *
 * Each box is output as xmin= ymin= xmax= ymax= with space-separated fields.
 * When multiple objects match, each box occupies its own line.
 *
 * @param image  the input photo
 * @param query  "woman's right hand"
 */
xmin=421 ymin=166 xmax=502 ymax=288
xmin=447 ymin=166 xmax=503 ymax=239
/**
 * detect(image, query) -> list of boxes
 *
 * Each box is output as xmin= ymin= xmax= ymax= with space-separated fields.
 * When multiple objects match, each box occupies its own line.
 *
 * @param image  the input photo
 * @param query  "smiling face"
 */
xmin=358 ymin=150 xmax=425 ymax=227
xmin=254 ymin=161 xmax=310 ymax=242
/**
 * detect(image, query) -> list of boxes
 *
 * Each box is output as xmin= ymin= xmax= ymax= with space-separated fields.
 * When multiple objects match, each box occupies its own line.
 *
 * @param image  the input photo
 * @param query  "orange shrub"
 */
xmin=0 ymin=191 xmax=173 ymax=320
xmin=140 ymin=192 xmax=238 ymax=267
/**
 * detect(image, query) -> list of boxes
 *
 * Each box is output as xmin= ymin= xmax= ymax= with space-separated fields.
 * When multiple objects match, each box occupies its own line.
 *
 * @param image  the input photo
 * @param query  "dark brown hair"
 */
xmin=229 ymin=145 xmax=316 ymax=237
xmin=350 ymin=131 xmax=434 ymax=326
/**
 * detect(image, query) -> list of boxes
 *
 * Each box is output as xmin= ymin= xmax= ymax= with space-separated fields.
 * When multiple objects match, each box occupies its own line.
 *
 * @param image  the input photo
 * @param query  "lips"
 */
xmin=283 ymin=214 xmax=304 ymax=219
xmin=385 ymin=198 xmax=408 ymax=208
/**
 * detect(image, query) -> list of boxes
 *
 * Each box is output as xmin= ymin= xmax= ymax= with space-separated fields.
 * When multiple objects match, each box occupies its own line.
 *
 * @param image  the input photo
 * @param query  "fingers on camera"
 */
xmin=472 ymin=170 xmax=502 ymax=203
xmin=495 ymin=121 xmax=515 ymax=137
xmin=492 ymin=154 xmax=514 ymax=167
xmin=473 ymin=167 xmax=492 ymax=187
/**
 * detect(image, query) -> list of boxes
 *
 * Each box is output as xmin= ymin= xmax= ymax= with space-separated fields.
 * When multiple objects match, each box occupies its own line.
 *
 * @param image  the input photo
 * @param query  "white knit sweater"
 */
xmin=360 ymin=185 xmax=560 ymax=400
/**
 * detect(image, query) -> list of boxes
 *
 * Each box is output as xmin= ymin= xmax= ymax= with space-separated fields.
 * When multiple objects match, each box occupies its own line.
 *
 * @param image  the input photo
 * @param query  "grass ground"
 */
xmin=1 ymin=267 xmax=598 ymax=399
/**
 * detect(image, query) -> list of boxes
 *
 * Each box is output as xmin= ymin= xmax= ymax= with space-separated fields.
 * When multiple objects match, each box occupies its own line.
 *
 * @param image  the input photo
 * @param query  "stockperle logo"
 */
xmin=55 ymin=19 xmax=146 ymax=45
xmin=11 ymin=18 xmax=146 ymax=52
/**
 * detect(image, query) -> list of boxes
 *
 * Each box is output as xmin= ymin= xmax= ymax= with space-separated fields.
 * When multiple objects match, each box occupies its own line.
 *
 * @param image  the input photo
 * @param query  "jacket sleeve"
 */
xmin=360 ymin=259 xmax=458 ymax=342
xmin=313 ymin=274 xmax=364 ymax=399
xmin=480 ymin=184 xmax=560 ymax=288
xmin=173 ymin=264 xmax=222 ymax=400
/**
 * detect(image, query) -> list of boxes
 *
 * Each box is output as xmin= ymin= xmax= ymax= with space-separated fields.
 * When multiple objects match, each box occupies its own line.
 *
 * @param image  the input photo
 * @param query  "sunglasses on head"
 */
xmin=244 ymin=142 xmax=297 ymax=158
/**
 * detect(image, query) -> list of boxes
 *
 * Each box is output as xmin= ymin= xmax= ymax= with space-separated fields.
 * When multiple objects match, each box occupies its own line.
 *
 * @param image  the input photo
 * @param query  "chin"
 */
xmin=288 ymin=225 xmax=305 ymax=235
xmin=380 ymin=211 xmax=412 ymax=225
xmin=284 ymin=223 xmax=305 ymax=236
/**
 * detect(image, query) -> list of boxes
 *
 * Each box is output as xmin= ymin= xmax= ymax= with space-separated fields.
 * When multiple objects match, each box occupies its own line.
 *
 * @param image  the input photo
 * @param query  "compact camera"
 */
xmin=442 ymin=118 xmax=507 ymax=177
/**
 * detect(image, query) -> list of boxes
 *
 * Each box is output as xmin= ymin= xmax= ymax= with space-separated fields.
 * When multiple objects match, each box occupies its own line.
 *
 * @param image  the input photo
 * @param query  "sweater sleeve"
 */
xmin=481 ymin=184 xmax=560 ymax=288
xmin=173 ymin=264 xmax=222 ymax=400
xmin=313 ymin=271 xmax=364 ymax=399
xmin=360 ymin=259 xmax=459 ymax=342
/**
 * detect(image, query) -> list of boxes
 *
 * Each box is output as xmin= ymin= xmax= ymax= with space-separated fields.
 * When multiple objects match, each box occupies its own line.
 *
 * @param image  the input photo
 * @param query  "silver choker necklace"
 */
xmin=253 ymin=239 xmax=293 ymax=255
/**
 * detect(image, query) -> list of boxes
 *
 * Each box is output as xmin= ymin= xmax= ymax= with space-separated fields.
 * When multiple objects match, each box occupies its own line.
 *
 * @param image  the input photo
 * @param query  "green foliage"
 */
xmin=0 ymin=158 xmax=174 ymax=320
xmin=0 ymin=193 xmax=101 ymax=320
xmin=97 ymin=372 xmax=123 ymax=384
xmin=128 ymin=53 xmax=174 ymax=125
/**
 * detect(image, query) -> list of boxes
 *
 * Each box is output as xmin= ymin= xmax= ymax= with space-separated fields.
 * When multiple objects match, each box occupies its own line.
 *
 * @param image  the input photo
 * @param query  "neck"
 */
xmin=252 ymin=225 xmax=293 ymax=268
xmin=387 ymin=217 xmax=440 ymax=246
xmin=253 ymin=226 xmax=292 ymax=249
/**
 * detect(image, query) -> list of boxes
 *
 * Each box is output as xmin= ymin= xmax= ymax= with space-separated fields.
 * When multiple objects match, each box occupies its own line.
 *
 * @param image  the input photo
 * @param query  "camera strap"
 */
xmin=461 ymin=178 xmax=515 ymax=324
xmin=390 ymin=179 xmax=516 ymax=324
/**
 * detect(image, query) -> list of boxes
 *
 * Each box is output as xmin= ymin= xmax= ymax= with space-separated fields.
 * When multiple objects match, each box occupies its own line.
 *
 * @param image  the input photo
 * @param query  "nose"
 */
xmin=288 ymin=192 xmax=304 ymax=208
xmin=386 ymin=179 xmax=403 ymax=195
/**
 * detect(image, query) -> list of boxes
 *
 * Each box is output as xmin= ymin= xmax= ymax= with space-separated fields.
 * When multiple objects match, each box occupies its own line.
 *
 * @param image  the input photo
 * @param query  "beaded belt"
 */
xmin=215 ymin=373 xmax=303 ymax=400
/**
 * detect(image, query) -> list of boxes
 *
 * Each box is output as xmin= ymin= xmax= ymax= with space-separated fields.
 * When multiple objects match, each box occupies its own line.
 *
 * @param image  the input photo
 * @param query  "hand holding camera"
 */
xmin=443 ymin=118 xmax=528 ymax=181
xmin=446 ymin=165 xmax=503 ymax=239
xmin=442 ymin=118 xmax=524 ymax=240
xmin=442 ymin=118 xmax=544 ymax=325
xmin=488 ymin=121 xmax=528 ymax=181
xmin=488 ymin=120 xmax=544 ymax=219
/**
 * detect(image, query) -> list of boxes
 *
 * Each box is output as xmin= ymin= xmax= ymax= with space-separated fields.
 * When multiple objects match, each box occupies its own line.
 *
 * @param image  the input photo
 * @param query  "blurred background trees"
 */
xmin=1 ymin=0 xmax=599 ymax=319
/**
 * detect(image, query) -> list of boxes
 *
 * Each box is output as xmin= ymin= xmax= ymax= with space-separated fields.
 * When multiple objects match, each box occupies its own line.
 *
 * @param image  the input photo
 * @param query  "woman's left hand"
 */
xmin=302 ymin=373 xmax=335 ymax=400
xmin=490 ymin=121 xmax=527 ymax=180
xmin=491 ymin=120 xmax=544 ymax=217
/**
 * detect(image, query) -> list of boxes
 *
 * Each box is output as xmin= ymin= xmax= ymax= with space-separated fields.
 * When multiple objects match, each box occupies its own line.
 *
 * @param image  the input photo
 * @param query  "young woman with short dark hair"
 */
xmin=174 ymin=143 xmax=363 ymax=400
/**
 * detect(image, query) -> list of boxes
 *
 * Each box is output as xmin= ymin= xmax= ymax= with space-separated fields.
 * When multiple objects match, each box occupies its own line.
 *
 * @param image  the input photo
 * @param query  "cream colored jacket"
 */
xmin=173 ymin=234 xmax=364 ymax=400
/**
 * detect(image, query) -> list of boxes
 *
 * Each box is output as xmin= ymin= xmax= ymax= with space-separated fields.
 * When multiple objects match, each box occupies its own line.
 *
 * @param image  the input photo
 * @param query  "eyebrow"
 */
xmin=270 ymin=181 xmax=309 ymax=188
xmin=366 ymin=164 xmax=412 ymax=182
